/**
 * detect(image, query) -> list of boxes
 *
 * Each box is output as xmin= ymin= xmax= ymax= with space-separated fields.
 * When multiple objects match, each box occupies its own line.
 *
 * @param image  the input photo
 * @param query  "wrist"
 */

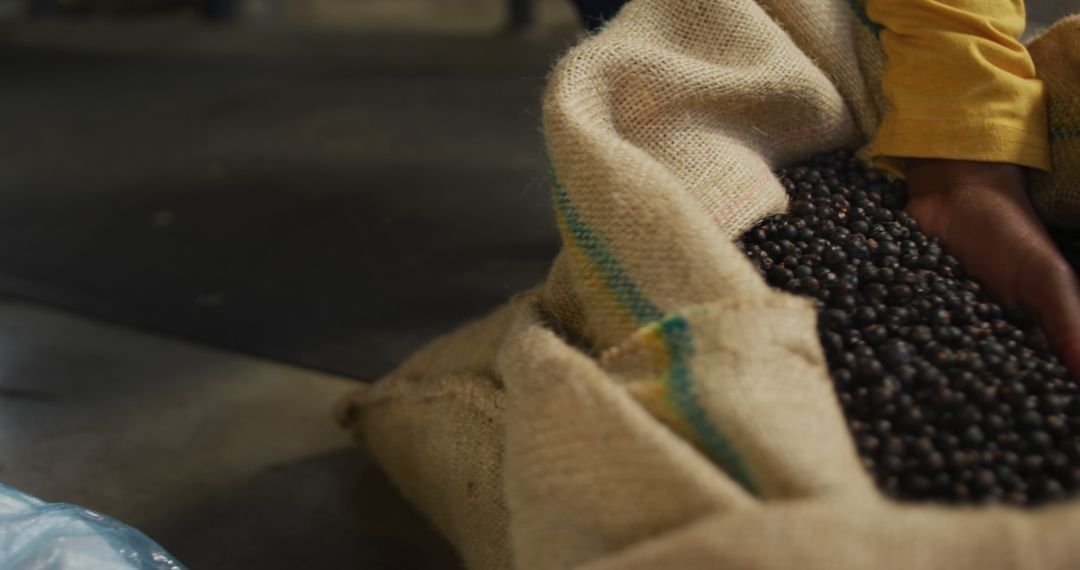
xmin=904 ymin=158 xmax=1028 ymax=199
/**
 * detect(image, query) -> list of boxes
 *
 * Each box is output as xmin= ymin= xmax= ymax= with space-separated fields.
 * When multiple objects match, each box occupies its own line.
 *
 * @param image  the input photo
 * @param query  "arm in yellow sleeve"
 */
xmin=865 ymin=0 xmax=1051 ymax=176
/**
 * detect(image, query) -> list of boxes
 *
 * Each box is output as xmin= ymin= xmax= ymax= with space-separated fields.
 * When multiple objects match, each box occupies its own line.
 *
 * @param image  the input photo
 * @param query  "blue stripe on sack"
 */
xmin=660 ymin=316 xmax=758 ymax=494
xmin=847 ymin=0 xmax=883 ymax=35
xmin=545 ymin=155 xmax=755 ymax=493
xmin=550 ymin=174 xmax=664 ymax=325
xmin=1050 ymin=124 xmax=1080 ymax=141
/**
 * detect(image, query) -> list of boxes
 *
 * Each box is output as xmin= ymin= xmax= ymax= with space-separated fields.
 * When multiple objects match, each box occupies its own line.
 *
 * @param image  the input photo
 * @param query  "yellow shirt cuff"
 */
xmin=871 ymin=116 xmax=1052 ymax=178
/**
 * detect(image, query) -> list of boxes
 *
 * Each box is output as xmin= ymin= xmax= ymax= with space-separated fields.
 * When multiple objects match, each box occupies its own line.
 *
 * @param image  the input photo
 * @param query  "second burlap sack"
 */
xmin=1030 ymin=15 xmax=1080 ymax=228
xmin=337 ymin=2 xmax=1080 ymax=569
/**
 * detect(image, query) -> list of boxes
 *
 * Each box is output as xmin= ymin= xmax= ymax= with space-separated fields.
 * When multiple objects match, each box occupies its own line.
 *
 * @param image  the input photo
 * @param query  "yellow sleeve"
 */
xmin=865 ymin=0 xmax=1051 ymax=177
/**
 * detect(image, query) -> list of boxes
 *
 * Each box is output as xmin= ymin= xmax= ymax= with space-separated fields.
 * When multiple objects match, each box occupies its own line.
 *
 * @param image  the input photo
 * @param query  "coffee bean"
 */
xmin=738 ymin=149 xmax=1080 ymax=507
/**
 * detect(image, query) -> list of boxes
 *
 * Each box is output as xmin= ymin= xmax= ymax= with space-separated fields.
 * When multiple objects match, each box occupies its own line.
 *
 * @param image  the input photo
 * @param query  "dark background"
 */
xmin=0 ymin=1 xmax=582 ymax=380
xmin=0 ymin=2 xmax=586 ymax=568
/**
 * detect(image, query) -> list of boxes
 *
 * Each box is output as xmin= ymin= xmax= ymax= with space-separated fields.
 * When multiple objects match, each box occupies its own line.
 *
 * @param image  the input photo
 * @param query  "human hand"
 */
xmin=904 ymin=158 xmax=1080 ymax=379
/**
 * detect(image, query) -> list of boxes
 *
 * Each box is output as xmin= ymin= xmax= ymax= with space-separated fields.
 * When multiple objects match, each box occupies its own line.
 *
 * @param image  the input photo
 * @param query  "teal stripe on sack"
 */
xmin=551 ymin=174 xmax=664 ymax=325
xmin=660 ymin=316 xmax=758 ymax=494
xmin=846 ymin=0 xmax=883 ymax=35
xmin=1050 ymin=124 xmax=1080 ymax=141
xmin=545 ymin=154 xmax=755 ymax=493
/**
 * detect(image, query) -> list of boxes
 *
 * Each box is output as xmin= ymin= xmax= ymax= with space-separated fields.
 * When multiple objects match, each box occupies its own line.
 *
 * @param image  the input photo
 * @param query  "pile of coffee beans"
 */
xmin=737 ymin=149 xmax=1080 ymax=507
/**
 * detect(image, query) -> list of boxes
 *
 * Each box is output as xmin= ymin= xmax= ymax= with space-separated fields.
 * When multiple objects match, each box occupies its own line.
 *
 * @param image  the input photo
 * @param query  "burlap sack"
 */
xmin=1029 ymin=15 xmax=1080 ymax=229
xmin=335 ymin=302 xmax=514 ymax=570
xmin=337 ymin=2 xmax=1080 ymax=569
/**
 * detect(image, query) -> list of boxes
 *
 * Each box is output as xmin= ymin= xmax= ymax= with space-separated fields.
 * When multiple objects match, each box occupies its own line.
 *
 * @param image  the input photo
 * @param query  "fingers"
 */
xmin=1015 ymin=246 xmax=1080 ymax=380
xmin=903 ymin=158 xmax=1080 ymax=378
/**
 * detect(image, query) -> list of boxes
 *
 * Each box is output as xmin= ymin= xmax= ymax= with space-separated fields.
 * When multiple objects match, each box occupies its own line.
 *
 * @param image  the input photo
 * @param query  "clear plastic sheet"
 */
xmin=0 ymin=484 xmax=185 ymax=570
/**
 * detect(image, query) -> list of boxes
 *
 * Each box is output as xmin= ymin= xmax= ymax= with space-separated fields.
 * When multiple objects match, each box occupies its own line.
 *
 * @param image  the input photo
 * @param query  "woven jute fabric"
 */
xmin=1030 ymin=16 xmax=1080 ymax=229
xmin=335 ymin=302 xmax=514 ymax=570
xmin=336 ymin=2 xmax=1080 ymax=569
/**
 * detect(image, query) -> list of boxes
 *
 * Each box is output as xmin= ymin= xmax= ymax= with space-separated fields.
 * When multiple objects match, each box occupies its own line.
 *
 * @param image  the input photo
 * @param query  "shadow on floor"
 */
xmin=142 ymin=448 xmax=460 ymax=570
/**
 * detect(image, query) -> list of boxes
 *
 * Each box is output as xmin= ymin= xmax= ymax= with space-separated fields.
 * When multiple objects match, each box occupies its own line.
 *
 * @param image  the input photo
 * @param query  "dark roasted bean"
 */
xmin=738 ymin=149 xmax=1080 ymax=507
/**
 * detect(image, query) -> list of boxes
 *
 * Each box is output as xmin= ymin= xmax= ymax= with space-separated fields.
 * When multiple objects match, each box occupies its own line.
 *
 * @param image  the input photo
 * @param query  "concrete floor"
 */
xmin=0 ymin=295 xmax=459 ymax=568
xmin=0 ymin=19 xmax=575 ymax=379
xmin=0 ymin=8 xmax=584 ymax=568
